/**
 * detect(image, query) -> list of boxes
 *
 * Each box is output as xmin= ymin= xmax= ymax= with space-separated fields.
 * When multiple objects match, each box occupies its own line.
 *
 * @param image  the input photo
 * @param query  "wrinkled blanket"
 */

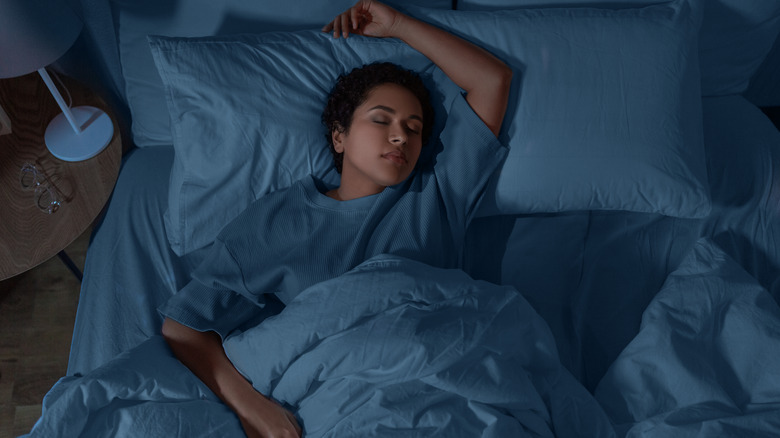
xmin=25 ymin=255 xmax=613 ymax=437
xmin=595 ymin=239 xmax=780 ymax=437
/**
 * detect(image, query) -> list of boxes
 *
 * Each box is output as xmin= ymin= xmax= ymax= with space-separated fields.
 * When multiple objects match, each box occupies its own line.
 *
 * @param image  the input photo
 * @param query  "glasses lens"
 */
xmin=20 ymin=164 xmax=38 ymax=189
xmin=36 ymin=187 xmax=61 ymax=214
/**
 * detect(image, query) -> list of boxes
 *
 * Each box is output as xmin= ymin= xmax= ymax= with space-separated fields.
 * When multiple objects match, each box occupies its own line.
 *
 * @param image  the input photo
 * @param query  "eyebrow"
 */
xmin=369 ymin=105 xmax=423 ymax=122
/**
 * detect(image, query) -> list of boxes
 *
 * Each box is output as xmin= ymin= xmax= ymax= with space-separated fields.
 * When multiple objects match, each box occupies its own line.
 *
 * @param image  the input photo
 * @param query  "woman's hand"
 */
xmin=322 ymin=0 xmax=511 ymax=136
xmin=236 ymin=392 xmax=302 ymax=438
xmin=322 ymin=0 xmax=404 ymax=39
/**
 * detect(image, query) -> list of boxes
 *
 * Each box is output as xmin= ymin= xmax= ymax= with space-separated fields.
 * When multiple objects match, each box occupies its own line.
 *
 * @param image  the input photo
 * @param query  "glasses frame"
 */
xmin=19 ymin=162 xmax=62 ymax=214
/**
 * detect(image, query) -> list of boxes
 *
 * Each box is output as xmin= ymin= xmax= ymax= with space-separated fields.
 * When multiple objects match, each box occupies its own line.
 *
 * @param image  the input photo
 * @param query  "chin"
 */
xmin=380 ymin=172 xmax=412 ymax=187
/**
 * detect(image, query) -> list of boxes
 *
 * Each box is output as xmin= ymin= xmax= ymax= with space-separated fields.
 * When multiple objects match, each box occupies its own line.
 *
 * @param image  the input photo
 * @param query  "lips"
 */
xmin=383 ymin=150 xmax=407 ymax=165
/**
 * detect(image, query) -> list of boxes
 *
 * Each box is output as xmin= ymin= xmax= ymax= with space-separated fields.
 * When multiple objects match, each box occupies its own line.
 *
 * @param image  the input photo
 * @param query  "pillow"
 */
xmin=455 ymin=0 xmax=780 ymax=97
xmin=111 ymin=0 xmax=454 ymax=147
xmin=413 ymin=1 xmax=711 ymax=217
xmin=150 ymin=32 xmax=459 ymax=255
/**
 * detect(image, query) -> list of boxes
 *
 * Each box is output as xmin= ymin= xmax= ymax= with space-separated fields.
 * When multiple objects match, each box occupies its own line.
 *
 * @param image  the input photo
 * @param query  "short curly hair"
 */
xmin=322 ymin=62 xmax=434 ymax=173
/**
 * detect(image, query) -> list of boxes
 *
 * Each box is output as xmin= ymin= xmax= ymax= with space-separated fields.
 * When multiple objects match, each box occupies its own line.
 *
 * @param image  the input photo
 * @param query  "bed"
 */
xmin=22 ymin=0 xmax=780 ymax=436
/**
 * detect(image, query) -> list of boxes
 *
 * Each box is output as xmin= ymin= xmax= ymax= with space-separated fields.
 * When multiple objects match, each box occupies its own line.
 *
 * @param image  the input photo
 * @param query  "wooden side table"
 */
xmin=0 ymin=71 xmax=122 ymax=281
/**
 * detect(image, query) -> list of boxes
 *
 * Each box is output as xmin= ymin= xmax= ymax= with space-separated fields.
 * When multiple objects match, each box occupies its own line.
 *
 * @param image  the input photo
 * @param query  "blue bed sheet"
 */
xmin=66 ymin=146 xmax=209 ymax=377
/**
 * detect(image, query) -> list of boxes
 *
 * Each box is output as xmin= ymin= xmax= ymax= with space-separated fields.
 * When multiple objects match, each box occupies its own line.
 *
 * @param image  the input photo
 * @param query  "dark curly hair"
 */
xmin=322 ymin=62 xmax=434 ymax=173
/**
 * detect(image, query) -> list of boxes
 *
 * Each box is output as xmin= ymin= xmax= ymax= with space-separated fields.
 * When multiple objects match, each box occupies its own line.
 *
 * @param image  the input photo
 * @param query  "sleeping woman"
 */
xmin=160 ymin=1 xmax=512 ymax=437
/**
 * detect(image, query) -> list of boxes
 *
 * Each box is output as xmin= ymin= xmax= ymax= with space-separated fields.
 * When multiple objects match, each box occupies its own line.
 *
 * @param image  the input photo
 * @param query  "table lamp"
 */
xmin=0 ymin=0 xmax=113 ymax=162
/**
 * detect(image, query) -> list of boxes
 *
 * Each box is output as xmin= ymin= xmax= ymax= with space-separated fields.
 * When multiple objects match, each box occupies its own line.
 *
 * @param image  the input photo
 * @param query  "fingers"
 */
xmin=286 ymin=411 xmax=302 ymax=436
xmin=340 ymin=12 xmax=350 ymax=38
xmin=279 ymin=408 xmax=302 ymax=437
xmin=351 ymin=5 xmax=360 ymax=31
xmin=331 ymin=16 xmax=343 ymax=38
xmin=323 ymin=2 xmax=370 ymax=39
xmin=320 ymin=13 xmax=350 ymax=38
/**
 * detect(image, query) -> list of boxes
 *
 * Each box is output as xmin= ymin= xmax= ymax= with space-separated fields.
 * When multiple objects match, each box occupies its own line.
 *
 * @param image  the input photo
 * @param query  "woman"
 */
xmin=161 ymin=2 xmax=512 ymax=437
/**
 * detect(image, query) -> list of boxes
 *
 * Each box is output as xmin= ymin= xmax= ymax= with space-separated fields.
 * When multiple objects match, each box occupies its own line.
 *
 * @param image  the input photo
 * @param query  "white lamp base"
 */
xmin=44 ymin=105 xmax=113 ymax=162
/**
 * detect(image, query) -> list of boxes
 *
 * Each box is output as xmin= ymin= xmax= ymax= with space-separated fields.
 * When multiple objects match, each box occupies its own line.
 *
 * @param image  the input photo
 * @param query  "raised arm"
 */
xmin=323 ymin=0 xmax=513 ymax=136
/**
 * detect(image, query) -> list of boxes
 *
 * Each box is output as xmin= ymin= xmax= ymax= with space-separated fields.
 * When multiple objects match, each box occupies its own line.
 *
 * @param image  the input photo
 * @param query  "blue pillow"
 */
xmin=113 ymin=0 xmax=454 ymax=147
xmin=455 ymin=0 xmax=780 ymax=97
xmin=413 ymin=0 xmax=711 ymax=217
xmin=150 ymin=32 xmax=459 ymax=255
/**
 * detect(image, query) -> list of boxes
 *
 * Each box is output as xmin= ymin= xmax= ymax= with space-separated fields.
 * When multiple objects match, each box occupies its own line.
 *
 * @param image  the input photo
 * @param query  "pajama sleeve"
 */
xmin=434 ymin=93 xmax=508 ymax=234
xmin=158 ymin=238 xmax=264 ymax=340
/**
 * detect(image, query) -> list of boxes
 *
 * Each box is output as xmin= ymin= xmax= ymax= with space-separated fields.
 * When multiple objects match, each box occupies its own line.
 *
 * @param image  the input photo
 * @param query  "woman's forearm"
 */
xmin=161 ymin=318 xmax=302 ymax=437
xmin=323 ymin=1 xmax=513 ymax=135
xmin=389 ymin=15 xmax=509 ymax=97
xmin=161 ymin=318 xmax=260 ymax=414
xmin=390 ymin=15 xmax=512 ymax=136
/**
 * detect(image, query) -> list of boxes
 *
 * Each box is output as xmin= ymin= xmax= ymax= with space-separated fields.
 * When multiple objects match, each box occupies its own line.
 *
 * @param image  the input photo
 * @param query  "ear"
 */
xmin=331 ymin=123 xmax=345 ymax=153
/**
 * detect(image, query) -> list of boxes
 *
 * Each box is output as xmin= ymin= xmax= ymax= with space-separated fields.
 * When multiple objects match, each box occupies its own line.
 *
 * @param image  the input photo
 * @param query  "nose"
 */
xmin=389 ymin=125 xmax=407 ymax=145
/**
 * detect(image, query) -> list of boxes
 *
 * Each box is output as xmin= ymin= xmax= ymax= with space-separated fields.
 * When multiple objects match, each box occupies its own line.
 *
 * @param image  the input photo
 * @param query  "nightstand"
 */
xmin=0 ymin=71 xmax=121 ymax=281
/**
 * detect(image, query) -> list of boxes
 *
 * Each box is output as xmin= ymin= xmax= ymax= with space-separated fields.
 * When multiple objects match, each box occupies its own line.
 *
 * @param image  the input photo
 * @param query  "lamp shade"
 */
xmin=0 ymin=0 xmax=83 ymax=78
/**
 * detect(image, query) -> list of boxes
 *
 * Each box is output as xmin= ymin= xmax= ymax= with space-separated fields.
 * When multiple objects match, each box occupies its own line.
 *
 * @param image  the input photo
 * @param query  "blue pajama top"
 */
xmin=160 ymin=94 xmax=507 ymax=338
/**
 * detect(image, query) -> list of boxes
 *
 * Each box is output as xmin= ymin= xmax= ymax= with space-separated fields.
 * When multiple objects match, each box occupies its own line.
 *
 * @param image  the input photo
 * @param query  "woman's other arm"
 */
xmin=161 ymin=317 xmax=301 ymax=438
xmin=323 ymin=0 xmax=512 ymax=136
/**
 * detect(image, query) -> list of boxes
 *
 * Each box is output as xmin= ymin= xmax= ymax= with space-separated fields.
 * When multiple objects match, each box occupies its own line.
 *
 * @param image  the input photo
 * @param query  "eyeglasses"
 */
xmin=19 ymin=163 xmax=61 ymax=214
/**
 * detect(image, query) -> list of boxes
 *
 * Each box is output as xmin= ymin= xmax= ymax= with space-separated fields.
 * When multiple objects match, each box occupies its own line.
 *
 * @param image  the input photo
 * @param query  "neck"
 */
xmin=326 ymin=185 xmax=384 ymax=201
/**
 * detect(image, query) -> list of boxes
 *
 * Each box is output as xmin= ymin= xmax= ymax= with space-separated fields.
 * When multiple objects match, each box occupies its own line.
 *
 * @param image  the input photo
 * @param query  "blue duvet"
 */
xmin=24 ymin=255 xmax=613 ymax=437
xmin=595 ymin=239 xmax=780 ymax=437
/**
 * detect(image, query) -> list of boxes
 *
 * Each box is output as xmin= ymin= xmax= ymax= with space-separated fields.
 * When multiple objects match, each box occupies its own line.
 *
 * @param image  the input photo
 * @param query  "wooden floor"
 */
xmin=0 ymin=227 xmax=89 ymax=437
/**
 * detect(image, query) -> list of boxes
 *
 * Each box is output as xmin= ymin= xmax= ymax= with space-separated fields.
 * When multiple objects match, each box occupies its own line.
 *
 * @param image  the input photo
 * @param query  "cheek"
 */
xmin=409 ymin=142 xmax=424 ymax=162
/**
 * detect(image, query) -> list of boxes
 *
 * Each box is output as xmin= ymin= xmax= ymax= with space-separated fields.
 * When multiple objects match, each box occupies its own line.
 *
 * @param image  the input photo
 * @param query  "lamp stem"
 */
xmin=37 ymin=67 xmax=82 ymax=134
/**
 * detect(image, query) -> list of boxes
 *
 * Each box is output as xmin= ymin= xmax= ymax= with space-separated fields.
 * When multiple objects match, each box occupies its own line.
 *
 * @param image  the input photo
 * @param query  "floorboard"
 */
xmin=0 ymin=227 xmax=88 ymax=437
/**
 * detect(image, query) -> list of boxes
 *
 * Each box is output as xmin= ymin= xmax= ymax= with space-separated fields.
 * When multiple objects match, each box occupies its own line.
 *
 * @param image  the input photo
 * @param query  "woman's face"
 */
xmin=332 ymin=83 xmax=424 ymax=199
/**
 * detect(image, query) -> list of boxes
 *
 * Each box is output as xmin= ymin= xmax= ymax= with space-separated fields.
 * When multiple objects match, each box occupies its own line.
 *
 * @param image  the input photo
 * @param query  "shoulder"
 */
xmin=217 ymin=179 xmax=310 ymax=241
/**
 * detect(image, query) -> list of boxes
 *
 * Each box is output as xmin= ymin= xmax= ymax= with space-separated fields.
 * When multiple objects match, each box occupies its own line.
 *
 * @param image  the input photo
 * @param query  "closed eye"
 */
xmin=370 ymin=112 xmax=421 ymax=135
